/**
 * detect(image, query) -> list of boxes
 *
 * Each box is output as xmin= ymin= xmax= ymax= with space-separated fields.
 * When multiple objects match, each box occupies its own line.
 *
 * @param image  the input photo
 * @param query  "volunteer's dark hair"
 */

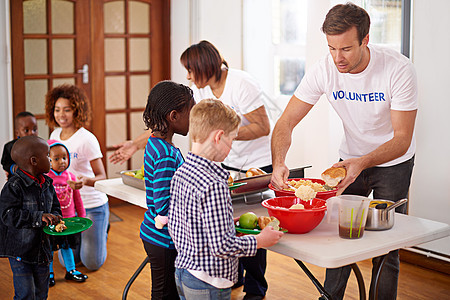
xmin=45 ymin=84 xmax=91 ymax=129
xmin=180 ymin=40 xmax=228 ymax=84
xmin=321 ymin=2 xmax=370 ymax=45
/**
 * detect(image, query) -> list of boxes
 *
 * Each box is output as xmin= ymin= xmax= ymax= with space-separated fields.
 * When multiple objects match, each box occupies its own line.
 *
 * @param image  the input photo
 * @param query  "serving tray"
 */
xmin=120 ymin=170 xmax=145 ymax=190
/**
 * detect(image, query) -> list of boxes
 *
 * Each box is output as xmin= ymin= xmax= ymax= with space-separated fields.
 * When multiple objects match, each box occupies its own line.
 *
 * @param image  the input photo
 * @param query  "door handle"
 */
xmin=77 ymin=64 xmax=89 ymax=84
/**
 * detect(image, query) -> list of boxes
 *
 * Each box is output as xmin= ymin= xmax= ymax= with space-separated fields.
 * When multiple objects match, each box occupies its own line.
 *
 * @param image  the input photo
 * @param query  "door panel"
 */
xmin=93 ymin=0 xmax=170 ymax=176
xmin=11 ymin=0 xmax=90 ymax=140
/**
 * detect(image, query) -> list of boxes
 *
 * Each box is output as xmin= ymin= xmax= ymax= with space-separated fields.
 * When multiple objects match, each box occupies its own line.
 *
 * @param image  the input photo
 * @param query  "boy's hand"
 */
xmin=42 ymin=213 xmax=62 ymax=226
xmin=67 ymin=179 xmax=83 ymax=190
xmin=255 ymin=226 xmax=284 ymax=248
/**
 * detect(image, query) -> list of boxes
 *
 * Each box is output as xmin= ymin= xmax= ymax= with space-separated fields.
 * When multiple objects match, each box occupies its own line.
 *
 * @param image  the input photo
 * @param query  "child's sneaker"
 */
xmin=65 ymin=269 xmax=88 ymax=282
xmin=49 ymin=272 xmax=55 ymax=287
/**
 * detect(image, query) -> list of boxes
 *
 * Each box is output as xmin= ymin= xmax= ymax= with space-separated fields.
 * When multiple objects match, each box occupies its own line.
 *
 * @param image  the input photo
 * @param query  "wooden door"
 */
xmin=11 ymin=0 xmax=91 ymax=137
xmin=91 ymin=0 xmax=170 ymax=176
xmin=10 ymin=0 xmax=170 ymax=176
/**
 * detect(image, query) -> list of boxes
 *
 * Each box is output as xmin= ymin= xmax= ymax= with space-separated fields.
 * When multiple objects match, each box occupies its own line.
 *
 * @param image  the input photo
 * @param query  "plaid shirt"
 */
xmin=168 ymin=152 xmax=257 ymax=283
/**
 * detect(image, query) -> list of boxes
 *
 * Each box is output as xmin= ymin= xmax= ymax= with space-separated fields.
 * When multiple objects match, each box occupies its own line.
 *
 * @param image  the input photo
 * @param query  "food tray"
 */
xmin=235 ymin=224 xmax=288 ymax=235
xmin=231 ymin=173 xmax=272 ymax=197
xmin=121 ymin=170 xmax=248 ymax=192
xmin=228 ymin=182 xmax=247 ymax=190
xmin=230 ymin=166 xmax=311 ymax=197
xmin=120 ymin=170 xmax=145 ymax=190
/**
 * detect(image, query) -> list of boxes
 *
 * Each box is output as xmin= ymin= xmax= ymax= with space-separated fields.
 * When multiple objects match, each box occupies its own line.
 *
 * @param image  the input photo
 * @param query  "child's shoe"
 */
xmin=49 ymin=272 xmax=55 ymax=287
xmin=65 ymin=269 xmax=88 ymax=282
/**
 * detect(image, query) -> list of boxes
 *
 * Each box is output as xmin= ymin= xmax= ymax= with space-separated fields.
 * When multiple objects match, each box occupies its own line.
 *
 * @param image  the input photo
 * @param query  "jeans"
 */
xmin=175 ymin=268 xmax=231 ymax=300
xmin=75 ymin=202 xmax=109 ymax=271
xmin=143 ymin=240 xmax=179 ymax=300
xmin=9 ymin=258 xmax=49 ymax=300
xmin=323 ymin=156 xmax=414 ymax=300
xmin=236 ymin=249 xmax=268 ymax=296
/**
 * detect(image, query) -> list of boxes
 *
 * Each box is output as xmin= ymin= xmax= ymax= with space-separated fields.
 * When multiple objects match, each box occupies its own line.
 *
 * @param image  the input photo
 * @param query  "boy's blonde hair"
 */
xmin=190 ymin=99 xmax=241 ymax=143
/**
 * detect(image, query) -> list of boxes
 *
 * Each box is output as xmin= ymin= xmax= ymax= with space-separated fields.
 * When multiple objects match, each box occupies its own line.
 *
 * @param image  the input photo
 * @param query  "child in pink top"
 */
xmin=47 ymin=140 xmax=88 ymax=286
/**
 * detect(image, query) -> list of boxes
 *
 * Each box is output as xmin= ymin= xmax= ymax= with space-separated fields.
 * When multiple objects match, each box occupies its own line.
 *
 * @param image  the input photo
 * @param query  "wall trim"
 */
xmin=400 ymin=247 xmax=450 ymax=275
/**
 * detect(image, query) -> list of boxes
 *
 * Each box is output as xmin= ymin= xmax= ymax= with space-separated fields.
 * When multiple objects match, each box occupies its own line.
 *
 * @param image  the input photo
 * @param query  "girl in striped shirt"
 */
xmin=139 ymin=80 xmax=195 ymax=299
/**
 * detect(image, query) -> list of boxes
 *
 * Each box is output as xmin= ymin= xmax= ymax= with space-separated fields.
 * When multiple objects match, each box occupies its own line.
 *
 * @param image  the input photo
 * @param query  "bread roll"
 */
xmin=258 ymin=216 xmax=280 ymax=230
xmin=55 ymin=220 xmax=67 ymax=232
xmin=289 ymin=203 xmax=305 ymax=210
xmin=321 ymin=167 xmax=346 ymax=187
xmin=258 ymin=216 xmax=272 ymax=229
xmin=246 ymin=167 xmax=266 ymax=177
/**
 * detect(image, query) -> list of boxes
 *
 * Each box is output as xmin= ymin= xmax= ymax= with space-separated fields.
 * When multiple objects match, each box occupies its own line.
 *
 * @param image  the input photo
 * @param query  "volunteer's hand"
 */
xmin=270 ymin=164 xmax=290 ymax=190
xmin=108 ymin=140 xmax=138 ymax=164
xmin=332 ymin=158 xmax=364 ymax=195
xmin=67 ymin=179 xmax=83 ymax=190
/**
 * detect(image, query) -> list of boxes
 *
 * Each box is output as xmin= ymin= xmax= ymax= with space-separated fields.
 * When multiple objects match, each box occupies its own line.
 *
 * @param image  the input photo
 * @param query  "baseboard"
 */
xmin=399 ymin=248 xmax=450 ymax=275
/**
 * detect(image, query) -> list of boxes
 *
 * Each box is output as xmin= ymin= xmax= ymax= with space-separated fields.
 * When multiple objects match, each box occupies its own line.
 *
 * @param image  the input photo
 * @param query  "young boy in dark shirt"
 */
xmin=1 ymin=111 xmax=38 ymax=180
xmin=0 ymin=135 xmax=62 ymax=300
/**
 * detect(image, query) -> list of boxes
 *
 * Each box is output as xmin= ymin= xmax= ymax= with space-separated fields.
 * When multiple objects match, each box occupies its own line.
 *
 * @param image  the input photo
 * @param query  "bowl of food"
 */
xmin=268 ymin=178 xmax=337 ymax=200
xmin=261 ymin=196 xmax=327 ymax=234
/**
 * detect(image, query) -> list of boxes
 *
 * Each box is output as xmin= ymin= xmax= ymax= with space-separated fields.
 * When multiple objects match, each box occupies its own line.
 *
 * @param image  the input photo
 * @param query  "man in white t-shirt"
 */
xmin=271 ymin=3 xmax=417 ymax=300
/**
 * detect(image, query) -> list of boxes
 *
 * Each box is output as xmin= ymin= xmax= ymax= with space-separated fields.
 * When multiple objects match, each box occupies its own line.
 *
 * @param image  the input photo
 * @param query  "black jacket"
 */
xmin=0 ymin=169 xmax=61 ymax=264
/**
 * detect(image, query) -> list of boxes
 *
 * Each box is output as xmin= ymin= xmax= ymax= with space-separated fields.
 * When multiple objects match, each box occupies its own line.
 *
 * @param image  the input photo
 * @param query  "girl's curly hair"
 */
xmin=45 ymin=84 xmax=91 ymax=129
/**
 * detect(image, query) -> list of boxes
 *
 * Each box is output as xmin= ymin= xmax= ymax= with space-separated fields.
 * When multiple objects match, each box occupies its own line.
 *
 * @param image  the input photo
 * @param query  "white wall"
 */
xmin=0 ymin=1 xmax=12 ymax=189
xmin=408 ymin=0 xmax=450 ymax=254
xmin=171 ymin=0 xmax=243 ymax=155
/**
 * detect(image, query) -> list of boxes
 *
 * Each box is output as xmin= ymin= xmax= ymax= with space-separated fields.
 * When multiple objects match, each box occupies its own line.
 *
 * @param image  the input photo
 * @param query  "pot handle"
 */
xmin=386 ymin=198 xmax=408 ymax=212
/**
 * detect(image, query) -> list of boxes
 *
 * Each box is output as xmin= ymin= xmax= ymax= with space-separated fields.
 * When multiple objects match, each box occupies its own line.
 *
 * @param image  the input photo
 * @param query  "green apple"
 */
xmin=239 ymin=212 xmax=258 ymax=229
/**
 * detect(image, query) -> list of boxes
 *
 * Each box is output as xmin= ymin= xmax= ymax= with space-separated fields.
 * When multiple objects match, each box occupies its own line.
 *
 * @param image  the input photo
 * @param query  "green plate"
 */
xmin=235 ymin=225 xmax=288 ymax=235
xmin=229 ymin=182 xmax=247 ymax=191
xmin=43 ymin=217 xmax=93 ymax=236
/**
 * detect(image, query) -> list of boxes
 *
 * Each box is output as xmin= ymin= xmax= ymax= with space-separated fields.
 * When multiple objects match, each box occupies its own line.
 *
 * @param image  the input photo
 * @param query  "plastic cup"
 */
xmin=334 ymin=195 xmax=370 ymax=239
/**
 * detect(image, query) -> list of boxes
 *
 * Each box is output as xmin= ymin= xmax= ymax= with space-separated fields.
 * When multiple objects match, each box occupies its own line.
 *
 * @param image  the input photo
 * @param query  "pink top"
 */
xmin=48 ymin=170 xmax=86 ymax=218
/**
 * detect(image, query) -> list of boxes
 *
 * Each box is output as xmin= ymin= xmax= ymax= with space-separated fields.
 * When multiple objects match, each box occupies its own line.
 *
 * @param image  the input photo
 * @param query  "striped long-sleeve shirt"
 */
xmin=139 ymin=136 xmax=184 ymax=249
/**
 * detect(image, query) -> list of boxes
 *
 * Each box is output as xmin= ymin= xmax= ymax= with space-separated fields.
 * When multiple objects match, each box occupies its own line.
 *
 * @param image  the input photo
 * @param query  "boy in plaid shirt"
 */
xmin=168 ymin=99 xmax=283 ymax=300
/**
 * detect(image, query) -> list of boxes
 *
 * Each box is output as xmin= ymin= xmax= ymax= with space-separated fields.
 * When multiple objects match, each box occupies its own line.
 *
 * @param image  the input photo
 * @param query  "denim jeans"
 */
xmin=175 ymin=268 xmax=231 ymax=300
xmin=78 ymin=202 xmax=109 ymax=271
xmin=323 ymin=156 xmax=414 ymax=300
xmin=143 ymin=240 xmax=179 ymax=299
xmin=9 ymin=258 xmax=49 ymax=300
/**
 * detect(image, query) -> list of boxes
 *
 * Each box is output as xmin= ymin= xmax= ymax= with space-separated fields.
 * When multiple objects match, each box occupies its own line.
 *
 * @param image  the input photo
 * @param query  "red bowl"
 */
xmin=261 ymin=196 xmax=327 ymax=234
xmin=268 ymin=178 xmax=337 ymax=200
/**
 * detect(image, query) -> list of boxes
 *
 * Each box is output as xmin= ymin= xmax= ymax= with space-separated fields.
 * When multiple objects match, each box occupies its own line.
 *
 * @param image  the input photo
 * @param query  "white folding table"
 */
xmin=95 ymin=178 xmax=450 ymax=299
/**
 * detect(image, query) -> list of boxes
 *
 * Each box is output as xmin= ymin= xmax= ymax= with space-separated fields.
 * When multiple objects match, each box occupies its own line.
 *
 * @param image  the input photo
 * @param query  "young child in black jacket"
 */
xmin=0 ymin=135 xmax=62 ymax=299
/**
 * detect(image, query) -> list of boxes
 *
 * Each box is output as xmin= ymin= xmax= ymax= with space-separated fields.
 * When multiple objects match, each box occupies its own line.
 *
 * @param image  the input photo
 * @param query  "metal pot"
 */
xmin=365 ymin=198 xmax=408 ymax=231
